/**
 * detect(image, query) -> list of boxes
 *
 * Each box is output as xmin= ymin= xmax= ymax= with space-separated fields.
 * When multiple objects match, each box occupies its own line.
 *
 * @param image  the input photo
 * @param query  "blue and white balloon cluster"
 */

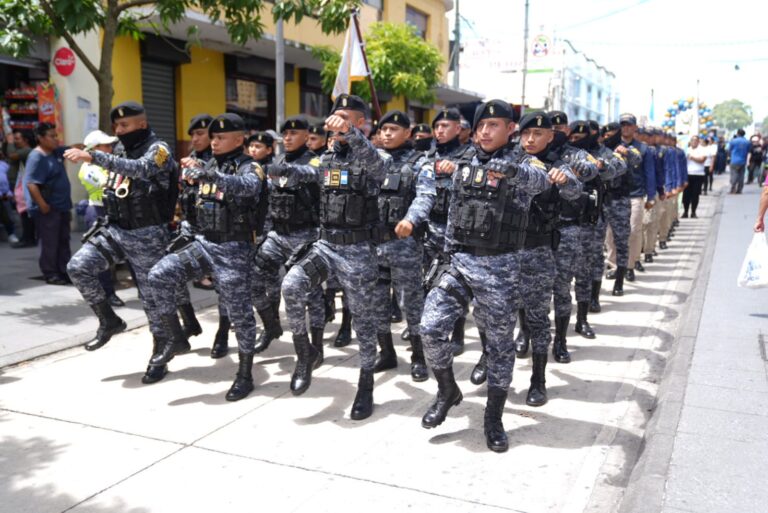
xmin=662 ymin=97 xmax=715 ymax=135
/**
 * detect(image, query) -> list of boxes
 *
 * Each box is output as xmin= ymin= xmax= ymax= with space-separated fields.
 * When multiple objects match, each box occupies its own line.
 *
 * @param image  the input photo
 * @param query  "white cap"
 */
xmin=84 ymin=130 xmax=118 ymax=150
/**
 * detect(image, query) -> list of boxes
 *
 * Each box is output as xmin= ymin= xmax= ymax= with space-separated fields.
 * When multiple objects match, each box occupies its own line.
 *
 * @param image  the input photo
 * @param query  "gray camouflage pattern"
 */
xmin=519 ymin=246 xmax=556 ymax=354
xmin=552 ymin=224 xmax=582 ymax=318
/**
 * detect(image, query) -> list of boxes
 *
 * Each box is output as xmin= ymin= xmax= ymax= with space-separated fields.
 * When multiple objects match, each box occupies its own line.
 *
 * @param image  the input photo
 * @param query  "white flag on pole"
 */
xmin=332 ymin=15 xmax=368 ymax=100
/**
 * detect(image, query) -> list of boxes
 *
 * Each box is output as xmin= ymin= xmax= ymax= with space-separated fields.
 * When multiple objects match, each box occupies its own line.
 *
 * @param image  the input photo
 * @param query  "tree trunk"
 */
xmin=97 ymin=0 xmax=119 ymax=132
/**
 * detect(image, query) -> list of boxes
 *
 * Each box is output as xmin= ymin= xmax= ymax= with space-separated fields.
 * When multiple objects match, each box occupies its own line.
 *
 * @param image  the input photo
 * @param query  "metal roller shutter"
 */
xmin=140 ymin=60 xmax=176 ymax=153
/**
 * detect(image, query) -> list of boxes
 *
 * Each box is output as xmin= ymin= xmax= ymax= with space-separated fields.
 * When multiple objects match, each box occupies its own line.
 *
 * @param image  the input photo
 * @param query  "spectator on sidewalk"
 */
xmin=25 ymin=123 xmax=72 ymax=285
xmin=701 ymin=137 xmax=715 ymax=195
xmin=9 ymin=130 xmax=37 ymax=247
xmin=0 ymin=149 xmax=20 ymax=243
xmin=728 ymin=129 xmax=750 ymax=194
xmin=683 ymin=136 xmax=706 ymax=218
xmin=753 ymin=172 xmax=768 ymax=232
xmin=77 ymin=130 xmax=124 ymax=305
xmin=747 ymin=134 xmax=764 ymax=185
xmin=714 ymin=138 xmax=727 ymax=175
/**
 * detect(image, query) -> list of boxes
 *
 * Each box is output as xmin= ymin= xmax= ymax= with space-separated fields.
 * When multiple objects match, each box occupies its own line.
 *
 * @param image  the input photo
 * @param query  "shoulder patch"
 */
xmin=252 ymin=162 xmax=266 ymax=181
xmin=586 ymin=154 xmax=598 ymax=164
xmin=530 ymin=157 xmax=547 ymax=170
xmin=154 ymin=145 xmax=169 ymax=168
xmin=309 ymin=157 xmax=321 ymax=168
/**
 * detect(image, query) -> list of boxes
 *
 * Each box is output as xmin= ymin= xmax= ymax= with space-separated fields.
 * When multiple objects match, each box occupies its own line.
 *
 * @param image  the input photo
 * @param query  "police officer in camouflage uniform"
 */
xmin=147 ymin=113 xmax=268 ymax=400
xmin=370 ymin=110 xmax=436 ymax=382
xmin=307 ymin=123 xmax=328 ymax=156
xmin=420 ymin=100 xmax=554 ymax=452
xmin=419 ymin=107 xmax=475 ymax=354
xmin=281 ymin=94 xmax=390 ymax=420
xmin=247 ymin=132 xmax=275 ymax=166
xmin=251 ymin=116 xmax=327 ymax=360
xmin=64 ymin=102 xmax=180 ymax=384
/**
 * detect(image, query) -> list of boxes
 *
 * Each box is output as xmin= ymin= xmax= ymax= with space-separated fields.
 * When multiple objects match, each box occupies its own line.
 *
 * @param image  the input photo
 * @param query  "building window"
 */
xmin=301 ymin=90 xmax=331 ymax=119
xmin=408 ymin=105 xmax=428 ymax=124
xmin=406 ymin=6 xmax=428 ymax=39
xmin=226 ymin=77 xmax=271 ymax=130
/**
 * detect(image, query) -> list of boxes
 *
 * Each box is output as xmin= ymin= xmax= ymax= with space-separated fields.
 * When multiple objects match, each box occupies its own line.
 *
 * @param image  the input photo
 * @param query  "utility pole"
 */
xmin=521 ymin=0 xmax=530 ymax=115
xmin=452 ymin=0 xmax=460 ymax=89
xmin=276 ymin=19 xmax=285 ymax=133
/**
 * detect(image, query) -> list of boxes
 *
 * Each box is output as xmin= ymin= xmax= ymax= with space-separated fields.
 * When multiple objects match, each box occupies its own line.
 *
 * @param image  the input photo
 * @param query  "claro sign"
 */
xmin=53 ymin=47 xmax=76 ymax=76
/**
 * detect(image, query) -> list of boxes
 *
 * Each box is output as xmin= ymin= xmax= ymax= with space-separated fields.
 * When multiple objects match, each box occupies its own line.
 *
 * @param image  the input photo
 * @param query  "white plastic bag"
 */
xmin=737 ymin=233 xmax=768 ymax=288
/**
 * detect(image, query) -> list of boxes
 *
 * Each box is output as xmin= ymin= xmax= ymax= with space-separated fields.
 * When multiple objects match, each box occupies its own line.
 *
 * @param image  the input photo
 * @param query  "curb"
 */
xmin=617 ymin=187 xmax=727 ymax=513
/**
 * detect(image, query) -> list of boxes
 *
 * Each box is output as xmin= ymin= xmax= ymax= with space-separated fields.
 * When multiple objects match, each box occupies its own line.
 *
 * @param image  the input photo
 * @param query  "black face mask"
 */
xmin=117 ymin=127 xmax=151 ymax=151
xmin=436 ymin=135 xmax=460 ymax=154
xmin=414 ymin=137 xmax=433 ymax=152
xmin=552 ymin=130 xmax=568 ymax=149
xmin=604 ymin=130 xmax=622 ymax=150
xmin=214 ymin=147 xmax=244 ymax=167
xmin=587 ymin=132 xmax=600 ymax=150
xmin=570 ymin=135 xmax=591 ymax=150
xmin=285 ymin=145 xmax=308 ymax=162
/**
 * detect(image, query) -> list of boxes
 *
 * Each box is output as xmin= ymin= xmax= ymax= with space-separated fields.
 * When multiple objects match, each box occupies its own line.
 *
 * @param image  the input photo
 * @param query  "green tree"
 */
xmin=712 ymin=99 xmax=753 ymax=132
xmin=312 ymin=22 xmax=443 ymax=106
xmin=0 ymin=0 xmax=358 ymax=130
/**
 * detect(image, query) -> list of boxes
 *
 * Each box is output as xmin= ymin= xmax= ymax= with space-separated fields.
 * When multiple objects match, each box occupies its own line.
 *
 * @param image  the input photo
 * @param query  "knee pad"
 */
xmin=253 ymin=246 xmax=283 ymax=275
xmin=298 ymin=250 xmax=329 ymax=288
xmin=176 ymin=242 xmax=213 ymax=276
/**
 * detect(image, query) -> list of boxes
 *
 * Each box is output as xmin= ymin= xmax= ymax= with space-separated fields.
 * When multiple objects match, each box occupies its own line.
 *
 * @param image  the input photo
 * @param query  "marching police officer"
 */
xmin=251 ymin=116 xmax=326 ymax=359
xmin=147 ymin=113 xmax=268 ymax=400
xmin=370 ymin=110 xmax=436 ymax=382
xmin=247 ymin=132 xmax=275 ymax=166
xmin=307 ymin=123 xmax=328 ymax=156
xmin=64 ymin=102 xmax=180 ymax=384
xmin=420 ymin=100 xmax=555 ymax=452
xmin=412 ymin=123 xmax=434 ymax=152
xmin=280 ymin=94 xmax=391 ymax=420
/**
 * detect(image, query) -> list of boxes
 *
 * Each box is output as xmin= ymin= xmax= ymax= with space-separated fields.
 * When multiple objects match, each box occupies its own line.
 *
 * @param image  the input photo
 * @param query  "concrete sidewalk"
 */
xmin=621 ymin=179 xmax=768 ymax=513
xmin=0 ymin=177 xmax=729 ymax=513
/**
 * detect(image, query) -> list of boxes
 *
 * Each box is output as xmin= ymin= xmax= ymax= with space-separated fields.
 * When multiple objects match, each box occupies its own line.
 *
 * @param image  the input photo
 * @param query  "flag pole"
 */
xmin=351 ymin=8 xmax=382 ymax=120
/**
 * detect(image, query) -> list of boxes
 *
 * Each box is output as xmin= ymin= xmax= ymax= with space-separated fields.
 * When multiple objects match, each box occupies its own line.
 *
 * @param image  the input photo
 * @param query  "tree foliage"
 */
xmin=712 ymin=99 xmax=753 ymax=132
xmin=312 ymin=22 xmax=443 ymax=104
xmin=0 ymin=0 xmax=360 ymax=130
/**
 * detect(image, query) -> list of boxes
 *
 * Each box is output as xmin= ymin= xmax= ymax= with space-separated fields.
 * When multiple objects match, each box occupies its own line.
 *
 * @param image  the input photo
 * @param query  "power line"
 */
xmin=557 ymin=0 xmax=653 ymax=32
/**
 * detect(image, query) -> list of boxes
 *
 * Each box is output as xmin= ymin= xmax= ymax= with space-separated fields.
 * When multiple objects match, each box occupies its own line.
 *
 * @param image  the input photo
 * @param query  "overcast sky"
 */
xmin=450 ymin=0 xmax=767 ymax=123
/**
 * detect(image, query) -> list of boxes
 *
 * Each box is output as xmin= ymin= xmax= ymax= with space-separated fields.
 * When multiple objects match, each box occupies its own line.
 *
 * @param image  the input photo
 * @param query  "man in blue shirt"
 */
xmin=728 ymin=129 xmax=750 ymax=194
xmin=25 ymin=122 xmax=72 ymax=285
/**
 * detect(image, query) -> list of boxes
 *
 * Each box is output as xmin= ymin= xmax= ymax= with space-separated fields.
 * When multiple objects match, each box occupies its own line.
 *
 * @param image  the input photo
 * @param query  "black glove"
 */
xmin=487 ymin=158 xmax=518 ymax=178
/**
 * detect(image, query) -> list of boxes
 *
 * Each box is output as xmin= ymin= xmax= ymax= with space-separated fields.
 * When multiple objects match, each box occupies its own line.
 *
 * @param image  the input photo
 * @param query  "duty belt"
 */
xmin=203 ymin=231 xmax=254 ymax=244
xmin=459 ymin=245 xmax=519 ymax=256
xmin=320 ymin=227 xmax=379 ymax=245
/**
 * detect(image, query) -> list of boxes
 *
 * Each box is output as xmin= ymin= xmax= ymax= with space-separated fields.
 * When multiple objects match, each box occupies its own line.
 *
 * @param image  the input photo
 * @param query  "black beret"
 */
xmin=379 ymin=110 xmax=410 ymax=129
xmin=209 ymin=113 xmax=246 ymax=134
xmin=569 ymin=120 xmax=590 ymax=134
xmin=472 ymin=99 xmax=516 ymax=130
xmin=187 ymin=114 xmax=213 ymax=135
xmin=110 ymin=101 xmax=145 ymax=123
xmin=330 ymin=94 xmax=368 ymax=115
xmin=518 ymin=111 xmax=553 ymax=132
xmin=309 ymin=122 xmax=326 ymax=136
xmin=280 ymin=116 xmax=309 ymax=132
xmin=587 ymin=120 xmax=600 ymax=132
xmin=602 ymin=122 xmax=621 ymax=134
xmin=412 ymin=123 xmax=432 ymax=135
xmin=247 ymin=131 xmax=274 ymax=146
xmin=431 ymin=107 xmax=461 ymax=127
xmin=548 ymin=111 xmax=568 ymax=126
xmin=619 ymin=113 xmax=637 ymax=125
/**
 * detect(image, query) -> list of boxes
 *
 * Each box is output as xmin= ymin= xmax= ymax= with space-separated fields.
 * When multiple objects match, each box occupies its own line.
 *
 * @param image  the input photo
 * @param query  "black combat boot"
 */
xmin=290 ymin=333 xmax=319 ymax=396
xmin=589 ymin=280 xmax=602 ymax=313
xmin=350 ymin=369 xmax=374 ymax=420
xmin=514 ymin=309 xmax=530 ymax=357
xmin=178 ymin=302 xmax=202 ymax=338
xmin=526 ymin=353 xmax=548 ymax=407
xmin=612 ymin=266 xmax=626 ymax=296
xmin=323 ymin=288 xmax=337 ymax=323
xmin=552 ymin=316 xmax=572 ymax=364
xmin=659 ymin=240 xmax=668 ymax=250
xmin=373 ymin=332 xmax=397 ymax=372
xmin=85 ymin=301 xmax=127 ymax=351
xmin=644 ymin=253 xmax=653 ymax=263
xmin=150 ymin=314 xmax=191 ymax=365
xmin=141 ymin=338 xmax=168 ymax=384
xmin=451 ymin=317 xmax=465 ymax=356
xmin=390 ymin=291 xmax=402 ymax=323
xmin=484 ymin=387 xmax=509 ymax=452
xmin=574 ymin=302 xmax=596 ymax=339
xmin=422 ymin=366 xmax=463 ymax=428
xmin=409 ymin=334 xmax=428 ymax=382
xmin=334 ymin=307 xmax=352 ymax=347
xmin=225 ymin=352 xmax=255 ymax=401
xmin=211 ymin=315 xmax=230 ymax=359
xmin=470 ymin=330 xmax=489 ymax=385
xmin=254 ymin=302 xmax=283 ymax=353
xmin=310 ymin=326 xmax=325 ymax=366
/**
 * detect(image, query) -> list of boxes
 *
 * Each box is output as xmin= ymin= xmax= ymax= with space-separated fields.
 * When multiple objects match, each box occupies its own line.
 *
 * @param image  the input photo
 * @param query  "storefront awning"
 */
xmin=434 ymin=83 xmax=484 ymax=105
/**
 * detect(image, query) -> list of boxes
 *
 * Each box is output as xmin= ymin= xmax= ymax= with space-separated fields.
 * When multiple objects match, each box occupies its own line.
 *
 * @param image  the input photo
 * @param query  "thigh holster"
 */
xmin=86 ymin=228 xmax=126 ymax=266
xmin=176 ymin=241 xmax=213 ymax=276
xmin=254 ymin=245 xmax=284 ymax=275
xmin=298 ymin=250 xmax=329 ymax=288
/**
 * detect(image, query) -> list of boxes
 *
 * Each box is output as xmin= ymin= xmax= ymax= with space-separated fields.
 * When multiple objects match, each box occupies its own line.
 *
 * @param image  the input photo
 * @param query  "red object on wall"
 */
xmin=53 ymin=47 xmax=76 ymax=76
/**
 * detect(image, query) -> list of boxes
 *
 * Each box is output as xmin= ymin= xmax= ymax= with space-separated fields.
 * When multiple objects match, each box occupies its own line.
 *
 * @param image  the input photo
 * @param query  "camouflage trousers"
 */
xmin=252 ymin=229 xmax=325 ymax=329
xmin=421 ymin=251 xmax=520 ymax=390
xmin=552 ymin=224 xmax=583 ymax=318
xmin=282 ymin=239 xmax=378 ymax=370
xmin=373 ymin=236 xmax=425 ymax=335
xmin=575 ymin=217 xmax=607 ymax=302
xmin=423 ymin=220 xmax=447 ymax=267
xmin=148 ymin=238 xmax=257 ymax=353
xmin=518 ymin=245 xmax=555 ymax=355
xmin=68 ymin=224 xmax=170 ymax=341
xmin=604 ymin=196 xmax=631 ymax=268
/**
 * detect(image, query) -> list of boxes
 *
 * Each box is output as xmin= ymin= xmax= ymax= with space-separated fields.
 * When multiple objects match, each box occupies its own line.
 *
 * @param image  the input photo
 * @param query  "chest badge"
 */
xmin=202 ymin=183 xmax=211 ymax=195
xmin=279 ymin=176 xmax=288 ymax=187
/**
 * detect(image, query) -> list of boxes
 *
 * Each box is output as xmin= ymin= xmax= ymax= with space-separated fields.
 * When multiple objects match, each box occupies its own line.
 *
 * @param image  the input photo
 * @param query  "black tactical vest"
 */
xmin=180 ymin=147 xmax=212 ymax=226
xmin=378 ymin=150 xmax=421 ymax=229
xmin=452 ymin=164 xmax=527 ymax=254
xmin=103 ymin=134 xmax=177 ymax=230
xmin=526 ymin=183 xmax=561 ymax=249
xmin=317 ymin=154 xmax=379 ymax=230
xmin=269 ymin=150 xmax=320 ymax=234
xmin=430 ymin=143 xmax=474 ymax=224
xmin=195 ymin=155 xmax=268 ymax=243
